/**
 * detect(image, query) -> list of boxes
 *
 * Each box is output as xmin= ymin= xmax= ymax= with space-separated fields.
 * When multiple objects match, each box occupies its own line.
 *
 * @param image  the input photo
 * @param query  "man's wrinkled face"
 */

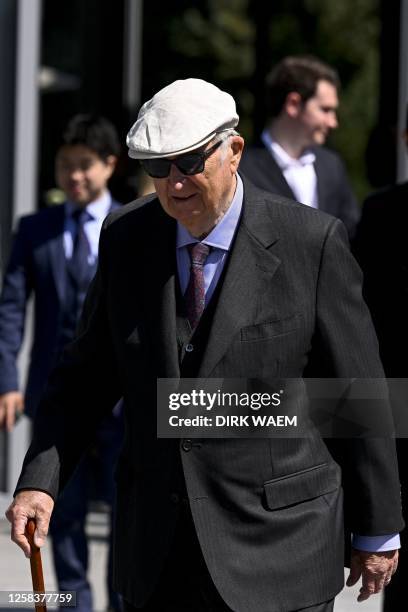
xmin=153 ymin=135 xmax=244 ymax=238
xmin=55 ymin=144 xmax=116 ymax=207
xmin=298 ymin=79 xmax=339 ymax=146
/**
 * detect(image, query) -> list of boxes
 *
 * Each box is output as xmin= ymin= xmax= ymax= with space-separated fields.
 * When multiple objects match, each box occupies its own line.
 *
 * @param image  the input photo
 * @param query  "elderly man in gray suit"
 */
xmin=7 ymin=78 xmax=402 ymax=612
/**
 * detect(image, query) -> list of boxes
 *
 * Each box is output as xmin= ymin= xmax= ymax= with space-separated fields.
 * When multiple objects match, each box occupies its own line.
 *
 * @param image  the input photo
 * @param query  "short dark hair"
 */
xmin=62 ymin=114 xmax=121 ymax=159
xmin=266 ymin=55 xmax=340 ymax=118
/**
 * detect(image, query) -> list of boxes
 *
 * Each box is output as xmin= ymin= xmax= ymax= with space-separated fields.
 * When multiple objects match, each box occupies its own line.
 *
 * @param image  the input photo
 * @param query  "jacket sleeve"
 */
xmin=14 ymin=220 xmax=122 ymax=499
xmin=309 ymin=218 xmax=404 ymax=535
xmin=0 ymin=218 xmax=33 ymax=394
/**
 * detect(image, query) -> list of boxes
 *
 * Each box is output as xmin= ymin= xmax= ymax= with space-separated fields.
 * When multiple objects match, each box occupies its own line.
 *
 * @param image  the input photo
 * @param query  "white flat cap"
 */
xmin=126 ymin=78 xmax=239 ymax=159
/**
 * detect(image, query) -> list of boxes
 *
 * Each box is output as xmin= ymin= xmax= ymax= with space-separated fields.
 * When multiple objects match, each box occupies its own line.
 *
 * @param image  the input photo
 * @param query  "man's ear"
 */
xmin=104 ymin=155 xmax=118 ymax=178
xmin=285 ymin=92 xmax=303 ymax=119
xmin=229 ymin=136 xmax=245 ymax=172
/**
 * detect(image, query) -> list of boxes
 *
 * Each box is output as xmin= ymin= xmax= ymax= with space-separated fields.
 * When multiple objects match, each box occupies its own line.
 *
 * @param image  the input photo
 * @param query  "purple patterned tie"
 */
xmin=185 ymin=242 xmax=210 ymax=330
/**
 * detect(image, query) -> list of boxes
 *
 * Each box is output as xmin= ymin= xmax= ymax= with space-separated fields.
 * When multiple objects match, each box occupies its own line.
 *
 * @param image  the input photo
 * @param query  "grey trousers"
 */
xmin=122 ymin=505 xmax=335 ymax=612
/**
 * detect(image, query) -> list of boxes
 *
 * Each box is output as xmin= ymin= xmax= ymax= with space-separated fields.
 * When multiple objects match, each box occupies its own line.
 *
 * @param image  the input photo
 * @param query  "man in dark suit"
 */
xmin=353 ymin=108 xmax=408 ymax=612
xmin=0 ymin=115 xmax=123 ymax=611
xmin=239 ymin=55 xmax=359 ymax=239
xmin=6 ymin=79 xmax=402 ymax=612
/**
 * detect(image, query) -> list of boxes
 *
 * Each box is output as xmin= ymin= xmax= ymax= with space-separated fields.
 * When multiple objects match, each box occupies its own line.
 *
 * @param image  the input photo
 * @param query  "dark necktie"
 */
xmin=185 ymin=242 xmax=210 ymax=330
xmin=67 ymin=209 xmax=93 ymax=288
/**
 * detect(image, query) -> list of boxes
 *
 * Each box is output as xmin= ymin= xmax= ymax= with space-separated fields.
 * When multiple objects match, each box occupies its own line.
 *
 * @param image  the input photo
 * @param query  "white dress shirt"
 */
xmin=64 ymin=190 xmax=113 ymax=263
xmin=261 ymin=129 xmax=318 ymax=208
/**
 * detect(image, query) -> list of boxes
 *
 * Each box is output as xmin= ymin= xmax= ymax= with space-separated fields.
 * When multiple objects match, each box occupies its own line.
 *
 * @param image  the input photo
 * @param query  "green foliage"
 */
xmin=303 ymin=0 xmax=381 ymax=199
xmin=167 ymin=0 xmax=255 ymax=81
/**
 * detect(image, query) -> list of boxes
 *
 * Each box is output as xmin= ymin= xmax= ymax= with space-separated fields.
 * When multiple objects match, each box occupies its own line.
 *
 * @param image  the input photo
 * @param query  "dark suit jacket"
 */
xmin=0 ymin=199 xmax=120 ymax=417
xmin=353 ymin=182 xmax=408 ymax=376
xmin=239 ymin=142 xmax=360 ymax=239
xmin=353 ymin=183 xmax=408 ymax=609
xmin=16 ymin=180 xmax=403 ymax=611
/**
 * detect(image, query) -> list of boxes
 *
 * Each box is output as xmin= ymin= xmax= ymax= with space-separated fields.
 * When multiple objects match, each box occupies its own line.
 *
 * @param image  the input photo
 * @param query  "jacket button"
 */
xmin=185 ymin=343 xmax=194 ymax=352
xmin=181 ymin=439 xmax=193 ymax=452
xmin=170 ymin=493 xmax=180 ymax=504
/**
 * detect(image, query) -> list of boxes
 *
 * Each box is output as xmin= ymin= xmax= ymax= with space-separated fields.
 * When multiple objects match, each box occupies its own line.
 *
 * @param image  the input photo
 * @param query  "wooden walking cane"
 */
xmin=26 ymin=518 xmax=47 ymax=612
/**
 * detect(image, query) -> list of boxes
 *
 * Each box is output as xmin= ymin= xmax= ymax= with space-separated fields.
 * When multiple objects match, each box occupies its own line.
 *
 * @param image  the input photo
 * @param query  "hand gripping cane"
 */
xmin=25 ymin=519 xmax=47 ymax=612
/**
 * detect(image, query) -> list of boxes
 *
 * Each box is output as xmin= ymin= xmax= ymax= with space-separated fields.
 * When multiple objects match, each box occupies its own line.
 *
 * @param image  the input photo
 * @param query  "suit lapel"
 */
xmin=47 ymin=206 xmax=66 ymax=301
xmin=140 ymin=203 xmax=180 ymax=378
xmin=198 ymin=182 xmax=281 ymax=377
xmin=136 ymin=188 xmax=281 ymax=379
xmin=249 ymin=145 xmax=295 ymax=199
xmin=314 ymin=149 xmax=331 ymax=214
xmin=109 ymin=198 xmax=121 ymax=213
xmin=266 ymin=151 xmax=295 ymax=199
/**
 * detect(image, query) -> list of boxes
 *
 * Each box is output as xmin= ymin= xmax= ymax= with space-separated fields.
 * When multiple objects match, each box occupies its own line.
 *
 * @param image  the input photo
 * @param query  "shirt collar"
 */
xmin=261 ymin=129 xmax=315 ymax=169
xmin=176 ymin=174 xmax=243 ymax=252
xmin=65 ymin=190 xmax=112 ymax=221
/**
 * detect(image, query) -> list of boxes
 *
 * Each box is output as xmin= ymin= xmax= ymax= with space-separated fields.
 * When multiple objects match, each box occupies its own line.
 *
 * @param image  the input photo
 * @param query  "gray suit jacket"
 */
xmin=16 ymin=179 xmax=402 ymax=611
xmin=239 ymin=142 xmax=360 ymax=239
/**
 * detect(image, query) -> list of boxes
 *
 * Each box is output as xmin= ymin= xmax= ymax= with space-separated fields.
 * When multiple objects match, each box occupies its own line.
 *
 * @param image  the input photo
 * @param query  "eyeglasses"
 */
xmin=140 ymin=139 xmax=223 ymax=178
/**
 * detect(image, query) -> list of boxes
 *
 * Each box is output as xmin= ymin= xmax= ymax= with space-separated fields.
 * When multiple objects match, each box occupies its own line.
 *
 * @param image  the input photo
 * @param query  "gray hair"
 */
xmin=216 ymin=129 xmax=240 ymax=163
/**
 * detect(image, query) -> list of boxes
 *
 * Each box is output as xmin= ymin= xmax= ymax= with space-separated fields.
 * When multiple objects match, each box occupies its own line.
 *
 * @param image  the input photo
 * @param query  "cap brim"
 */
xmin=128 ymin=132 xmax=218 ymax=160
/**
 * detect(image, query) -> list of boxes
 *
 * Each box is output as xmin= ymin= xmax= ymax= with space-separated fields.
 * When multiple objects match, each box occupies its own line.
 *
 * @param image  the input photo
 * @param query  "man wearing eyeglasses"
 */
xmin=7 ymin=79 xmax=403 ymax=612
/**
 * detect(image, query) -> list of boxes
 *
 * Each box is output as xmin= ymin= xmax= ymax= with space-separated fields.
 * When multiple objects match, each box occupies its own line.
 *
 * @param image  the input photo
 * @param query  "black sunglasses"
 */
xmin=140 ymin=139 xmax=223 ymax=178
